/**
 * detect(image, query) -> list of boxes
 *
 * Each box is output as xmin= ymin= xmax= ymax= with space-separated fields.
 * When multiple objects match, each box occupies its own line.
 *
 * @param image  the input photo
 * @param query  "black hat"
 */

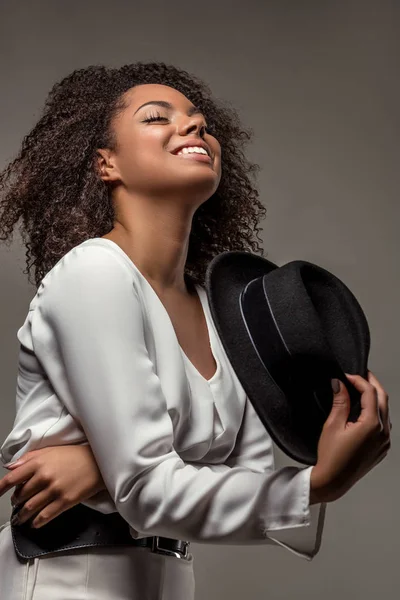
xmin=204 ymin=251 xmax=370 ymax=465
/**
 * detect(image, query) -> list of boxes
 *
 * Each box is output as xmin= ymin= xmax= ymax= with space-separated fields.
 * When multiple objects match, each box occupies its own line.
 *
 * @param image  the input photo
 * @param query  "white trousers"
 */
xmin=0 ymin=520 xmax=195 ymax=599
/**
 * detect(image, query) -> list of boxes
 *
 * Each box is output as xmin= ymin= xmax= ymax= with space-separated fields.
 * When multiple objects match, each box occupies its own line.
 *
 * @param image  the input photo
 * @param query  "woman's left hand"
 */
xmin=0 ymin=445 xmax=106 ymax=528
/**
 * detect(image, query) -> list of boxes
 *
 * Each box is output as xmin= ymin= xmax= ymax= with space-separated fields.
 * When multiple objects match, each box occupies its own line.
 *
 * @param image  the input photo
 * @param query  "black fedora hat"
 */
xmin=204 ymin=251 xmax=371 ymax=466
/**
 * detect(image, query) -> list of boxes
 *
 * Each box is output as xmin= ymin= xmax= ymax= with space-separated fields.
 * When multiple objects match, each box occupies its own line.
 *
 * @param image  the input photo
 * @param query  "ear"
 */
xmin=96 ymin=148 xmax=121 ymax=183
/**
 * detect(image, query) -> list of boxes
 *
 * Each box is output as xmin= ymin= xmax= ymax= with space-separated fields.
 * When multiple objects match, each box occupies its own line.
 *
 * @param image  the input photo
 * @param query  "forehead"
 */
xmin=124 ymin=83 xmax=193 ymax=109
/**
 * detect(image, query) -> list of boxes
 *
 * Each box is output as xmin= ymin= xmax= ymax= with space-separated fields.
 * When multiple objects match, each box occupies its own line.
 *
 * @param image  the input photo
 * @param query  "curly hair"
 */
xmin=0 ymin=62 xmax=267 ymax=290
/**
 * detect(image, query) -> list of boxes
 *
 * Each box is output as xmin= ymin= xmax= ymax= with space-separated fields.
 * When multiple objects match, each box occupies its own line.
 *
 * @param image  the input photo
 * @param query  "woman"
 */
xmin=0 ymin=62 xmax=390 ymax=599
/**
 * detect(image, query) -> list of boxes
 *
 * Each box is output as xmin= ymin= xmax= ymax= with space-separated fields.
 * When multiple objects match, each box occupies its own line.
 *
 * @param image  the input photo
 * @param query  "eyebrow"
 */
xmin=133 ymin=100 xmax=203 ymax=117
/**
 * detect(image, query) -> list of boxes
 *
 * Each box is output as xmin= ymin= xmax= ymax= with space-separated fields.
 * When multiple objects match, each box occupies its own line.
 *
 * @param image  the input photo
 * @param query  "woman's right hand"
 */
xmin=0 ymin=444 xmax=107 ymax=528
xmin=310 ymin=370 xmax=391 ymax=503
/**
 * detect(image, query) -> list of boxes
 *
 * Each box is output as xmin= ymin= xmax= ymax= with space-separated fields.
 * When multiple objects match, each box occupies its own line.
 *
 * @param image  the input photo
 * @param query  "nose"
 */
xmin=178 ymin=114 xmax=206 ymax=137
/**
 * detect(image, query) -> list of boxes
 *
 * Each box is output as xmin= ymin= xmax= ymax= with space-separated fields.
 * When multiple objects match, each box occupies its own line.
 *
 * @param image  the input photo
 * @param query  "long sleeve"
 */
xmin=225 ymin=393 xmax=275 ymax=475
xmin=225 ymin=395 xmax=327 ymax=559
xmin=29 ymin=243 xmax=325 ymax=553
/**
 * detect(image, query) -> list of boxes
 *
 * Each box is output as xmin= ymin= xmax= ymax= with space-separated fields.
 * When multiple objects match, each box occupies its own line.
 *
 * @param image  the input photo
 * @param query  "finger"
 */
xmin=23 ymin=493 xmax=74 ymax=529
xmin=30 ymin=496 xmax=74 ymax=528
xmin=12 ymin=487 xmax=58 ymax=526
xmin=367 ymin=371 xmax=390 ymax=436
xmin=367 ymin=370 xmax=388 ymax=399
xmin=6 ymin=448 xmax=56 ymax=469
xmin=344 ymin=373 xmax=380 ymax=426
xmin=11 ymin=483 xmax=24 ymax=506
xmin=10 ymin=474 xmax=46 ymax=508
xmin=4 ymin=451 xmax=35 ymax=469
xmin=0 ymin=461 xmax=37 ymax=497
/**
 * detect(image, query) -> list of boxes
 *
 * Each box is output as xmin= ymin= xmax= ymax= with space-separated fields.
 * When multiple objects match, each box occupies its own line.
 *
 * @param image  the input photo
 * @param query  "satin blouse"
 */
xmin=0 ymin=238 xmax=326 ymax=560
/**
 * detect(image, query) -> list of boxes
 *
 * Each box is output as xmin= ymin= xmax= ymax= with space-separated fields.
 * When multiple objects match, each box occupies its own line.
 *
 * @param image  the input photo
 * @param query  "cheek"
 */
xmin=118 ymin=130 xmax=168 ymax=175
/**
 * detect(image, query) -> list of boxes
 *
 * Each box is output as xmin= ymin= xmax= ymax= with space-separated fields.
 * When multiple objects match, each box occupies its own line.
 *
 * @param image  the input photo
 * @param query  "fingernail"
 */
xmin=10 ymin=515 xmax=20 ymax=526
xmin=331 ymin=378 xmax=341 ymax=394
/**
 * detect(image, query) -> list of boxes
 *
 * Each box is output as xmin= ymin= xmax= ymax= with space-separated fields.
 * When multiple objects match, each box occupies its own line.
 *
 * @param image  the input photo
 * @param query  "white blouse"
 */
xmin=0 ymin=238 xmax=326 ymax=560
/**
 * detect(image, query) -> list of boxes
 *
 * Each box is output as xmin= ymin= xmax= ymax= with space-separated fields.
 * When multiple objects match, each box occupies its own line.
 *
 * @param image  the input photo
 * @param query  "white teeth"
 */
xmin=177 ymin=146 xmax=208 ymax=156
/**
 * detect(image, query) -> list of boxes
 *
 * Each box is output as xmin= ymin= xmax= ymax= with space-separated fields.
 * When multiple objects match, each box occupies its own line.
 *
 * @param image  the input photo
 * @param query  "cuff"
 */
xmin=263 ymin=465 xmax=327 ymax=560
xmin=80 ymin=489 xmax=118 ymax=514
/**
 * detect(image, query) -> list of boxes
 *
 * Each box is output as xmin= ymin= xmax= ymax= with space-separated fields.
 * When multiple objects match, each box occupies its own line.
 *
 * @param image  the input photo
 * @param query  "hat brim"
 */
xmin=205 ymin=251 xmax=319 ymax=465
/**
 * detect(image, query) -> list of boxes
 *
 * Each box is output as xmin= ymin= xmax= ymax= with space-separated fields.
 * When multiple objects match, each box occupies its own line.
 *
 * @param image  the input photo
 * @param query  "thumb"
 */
xmin=326 ymin=378 xmax=351 ymax=426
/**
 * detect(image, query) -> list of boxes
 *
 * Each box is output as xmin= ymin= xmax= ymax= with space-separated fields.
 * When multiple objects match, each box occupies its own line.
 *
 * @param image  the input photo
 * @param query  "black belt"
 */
xmin=10 ymin=502 xmax=190 ymax=561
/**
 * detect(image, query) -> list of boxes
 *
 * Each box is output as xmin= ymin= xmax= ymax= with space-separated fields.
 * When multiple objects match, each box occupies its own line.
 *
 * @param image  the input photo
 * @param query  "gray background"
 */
xmin=0 ymin=0 xmax=398 ymax=597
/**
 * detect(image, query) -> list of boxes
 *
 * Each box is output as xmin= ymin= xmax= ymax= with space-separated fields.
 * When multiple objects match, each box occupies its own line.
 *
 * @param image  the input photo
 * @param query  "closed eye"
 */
xmin=141 ymin=112 xmax=212 ymax=136
xmin=142 ymin=112 xmax=168 ymax=123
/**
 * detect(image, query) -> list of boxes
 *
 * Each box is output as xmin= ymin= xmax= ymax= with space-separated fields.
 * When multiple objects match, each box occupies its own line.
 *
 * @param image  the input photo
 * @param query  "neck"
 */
xmin=106 ymin=189 xmax=200 ymax=295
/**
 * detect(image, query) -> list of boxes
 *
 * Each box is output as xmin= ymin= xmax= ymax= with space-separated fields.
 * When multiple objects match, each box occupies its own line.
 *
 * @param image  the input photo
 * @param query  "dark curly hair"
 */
xmin=0 ymin=62 xmax=267 ymax=290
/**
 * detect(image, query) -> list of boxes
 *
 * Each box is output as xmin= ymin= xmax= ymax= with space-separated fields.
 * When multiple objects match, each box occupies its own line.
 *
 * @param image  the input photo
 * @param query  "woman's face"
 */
xmin=99 ymin=83 xmax=221 ymax=204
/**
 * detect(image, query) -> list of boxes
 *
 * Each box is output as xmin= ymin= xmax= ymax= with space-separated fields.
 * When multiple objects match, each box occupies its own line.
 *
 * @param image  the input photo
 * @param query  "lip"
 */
xmin=173 ymin=152 xmax=212 ymax=163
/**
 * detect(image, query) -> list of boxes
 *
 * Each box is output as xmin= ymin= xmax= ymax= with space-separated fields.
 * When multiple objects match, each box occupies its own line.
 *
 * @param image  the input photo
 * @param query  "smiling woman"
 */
xmin=0 ymin=62 xmax=324 ymax=600
xmin=0 ymin=62 xmax=265 ymax=291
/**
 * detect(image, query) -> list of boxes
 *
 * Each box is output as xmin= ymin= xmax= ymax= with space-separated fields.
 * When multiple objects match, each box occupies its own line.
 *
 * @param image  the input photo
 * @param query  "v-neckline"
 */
xmin=85 ymin=237 xmax=222 ymax=385
xmin=179 ymin=285 xmax=221 ymax=385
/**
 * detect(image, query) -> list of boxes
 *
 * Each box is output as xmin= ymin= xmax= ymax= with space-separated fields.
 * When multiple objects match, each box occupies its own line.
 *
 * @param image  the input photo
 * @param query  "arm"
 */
xmin=1 ymin=439 xmax=117 ymax=515
xmin=66 ymin=441 xmax=117 ymax=513
xmin=225 ymin=394 xmax=275 ymax=474
xmin=0 ymin=443 xmax=111 ymax=524
xmin=0 ymin=352 xmax=117 ymax=515
xmin=29 ymin=244 xmax=325 ymax=552
xmin=225 ymin=394 xmax=327 ymax=559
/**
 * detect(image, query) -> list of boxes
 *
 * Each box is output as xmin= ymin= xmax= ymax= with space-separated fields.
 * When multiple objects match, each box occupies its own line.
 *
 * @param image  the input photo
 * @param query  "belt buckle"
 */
xmin=151 ymin=536 xmax=190 ymax=560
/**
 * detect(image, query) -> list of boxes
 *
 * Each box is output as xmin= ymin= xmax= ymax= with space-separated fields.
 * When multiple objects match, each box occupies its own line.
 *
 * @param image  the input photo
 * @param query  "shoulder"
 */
xmin=32 ymin=240 xmax=142 ymax=312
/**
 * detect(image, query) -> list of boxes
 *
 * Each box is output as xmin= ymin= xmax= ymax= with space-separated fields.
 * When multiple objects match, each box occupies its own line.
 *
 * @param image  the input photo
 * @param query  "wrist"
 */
xmin=309 ymin=465 xmax=330 ymax=504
